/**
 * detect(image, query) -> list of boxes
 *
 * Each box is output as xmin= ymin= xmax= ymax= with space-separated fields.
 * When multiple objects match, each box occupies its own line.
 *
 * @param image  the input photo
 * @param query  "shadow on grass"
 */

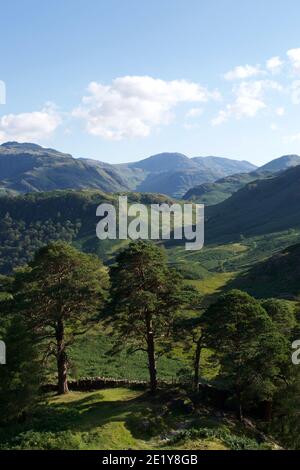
xmin=2 ymin=390 xmax=167 ymax=443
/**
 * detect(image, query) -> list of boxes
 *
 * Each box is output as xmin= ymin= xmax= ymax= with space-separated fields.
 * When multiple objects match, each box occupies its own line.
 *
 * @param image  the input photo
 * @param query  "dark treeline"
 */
xmin=0 ymin=240 xmax=300 ymax=449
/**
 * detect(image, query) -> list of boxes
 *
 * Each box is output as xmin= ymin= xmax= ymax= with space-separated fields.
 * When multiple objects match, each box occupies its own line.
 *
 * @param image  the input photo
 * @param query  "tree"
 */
xmin=0 ymin=302 xmax=42 ymax=424
xmin=261 ymin=298 xmax=296 ymax=337
xmin=109 ymin=241 xmax=191 ymax=393
xmin=270 ymin=312 xmax=300 ymax=448
xmin=178 ymin=316 xmax=206 ymax=391
xmin=12 ymin=242 xmax=109 ymax=394
xmin=201 ymin=290 xmax=289 ymax=421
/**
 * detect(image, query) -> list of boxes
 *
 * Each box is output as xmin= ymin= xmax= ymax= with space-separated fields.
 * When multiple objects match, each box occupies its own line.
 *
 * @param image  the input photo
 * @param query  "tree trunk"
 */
xmin=56 ymin=318 xmax=69 ymax=395
xmin=193 ymin=334 xmax=203 ymax=391
xmin=236 ymin=389 xmax=243 ymax=421
xmin=146 ymin=313 xmax=157 ymax=394
xmin=262 ymin=400 xmax=273 ymax=422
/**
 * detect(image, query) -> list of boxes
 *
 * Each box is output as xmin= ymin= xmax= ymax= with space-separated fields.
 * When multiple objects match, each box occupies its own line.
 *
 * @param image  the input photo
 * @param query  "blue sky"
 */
xmin=0 ymin=0 xmax=300 ymax=165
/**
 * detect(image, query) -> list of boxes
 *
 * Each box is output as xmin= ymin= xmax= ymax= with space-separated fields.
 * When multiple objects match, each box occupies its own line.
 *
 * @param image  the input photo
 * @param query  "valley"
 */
xmin=1 ymin=142 xmax=300 ymax=451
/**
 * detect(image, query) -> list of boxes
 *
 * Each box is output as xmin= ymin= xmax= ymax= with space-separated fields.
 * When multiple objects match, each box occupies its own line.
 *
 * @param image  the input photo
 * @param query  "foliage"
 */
xmin=11 ymin=242 xmax=109 ymax=393
xmin=168 ymin=426 xmax=269 ymax=450
xmin=201 ymin=290 xmax=290 ymax=418
xmin=0 ymin=310 xmax=42 ymax=424
xmin=109 ymin=241 xmax=195 ymax=392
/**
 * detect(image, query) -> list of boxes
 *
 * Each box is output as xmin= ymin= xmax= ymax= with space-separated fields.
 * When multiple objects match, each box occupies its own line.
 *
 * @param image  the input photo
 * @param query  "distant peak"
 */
xmin=0 ymin=141 xmax=44 ymax=150
xmin=260 ymin=154 xmax=300 ymax=172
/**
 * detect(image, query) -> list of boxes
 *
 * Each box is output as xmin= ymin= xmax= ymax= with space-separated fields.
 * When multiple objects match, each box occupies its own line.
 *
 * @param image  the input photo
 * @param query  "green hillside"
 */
xmin=184 ymin=154 xmax=300 ymax=205
xmin=0 ymin=388 xmax=274 ymax=450
xmin=0 ymin=189 xmax=175 ymax=274
xmin=183 ymin=172 xmax=261 ymax=205
xmin=205 ymin=165 xmax=300 ymax=243
xmin=0 ymin=142 xmax=129 ymax=193
xmin=234 ymin=243 xmax=300 ymax=298
xmin=0 ymin=143 xmax=256 ymax=199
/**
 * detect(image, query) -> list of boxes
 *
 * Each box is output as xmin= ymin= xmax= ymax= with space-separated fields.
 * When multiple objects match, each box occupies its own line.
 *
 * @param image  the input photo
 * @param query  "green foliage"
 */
xmin=0 ymin=311 xmax=42 ymax=424
xmin=109 ymin=241 xmax=194 ymax=390
xmin=201 ymin=290 xmax=290 ymax=415
xmin=261 ymin=299 xmax=296 ymax=336
xmin=169 ymin=426 xmax=268 ymax=450
xmin=0 ymin=430 xmax=85 ymax=450
xmin=11 ymin=242 xmax=109 ymax=393
xmin=69 ymin=330 xmax=186 ymax=381
xmin=270 ymin=367 xmax=300 ymax=449
xmin=0 ymin=388 xmax=271 ymax=451
xmin=0 ymin=210 xmax=81 ymax=274
xmin=239 ymin=243 xmax=300 ymax=298
xmin=0 ymin=190 xmax=177 ymax=275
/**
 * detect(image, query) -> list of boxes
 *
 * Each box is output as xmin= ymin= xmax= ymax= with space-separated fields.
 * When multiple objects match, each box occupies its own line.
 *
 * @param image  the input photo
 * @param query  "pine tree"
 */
xmin=12 ymin=242 xmax=109 ymax=394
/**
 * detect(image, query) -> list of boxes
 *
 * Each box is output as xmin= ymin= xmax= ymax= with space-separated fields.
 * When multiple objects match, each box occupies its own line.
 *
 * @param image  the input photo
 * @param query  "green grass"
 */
xmin=187 ymin=272 xmax=238 ymax=307
xmin=67 ymin=329 xmax=188 ymax=382
xmin=0 ymin=388 xmax=272 ymax=450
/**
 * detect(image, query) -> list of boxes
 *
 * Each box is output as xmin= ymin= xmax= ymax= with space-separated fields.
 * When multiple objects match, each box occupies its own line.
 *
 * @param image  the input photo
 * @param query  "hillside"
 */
xmin=235 ymin=243 xmax=300 ymax=298
xmin=260 ymin=154 xmax=300 ymax=172
xmin=0 ymin=143 xmax=256 ymax=198
xmin=205 ymin=165 xmax=300 ymax=243
xmin=0 ymin=190 xmax=174 ymax=274
xmin=184 ymin=154 xmax=300 ymax=205
xmin=0 ymin=142 xmax=130 ymax=193
xmin=183 ymin=172 xmax=261 ymax=205
xmin=0 ymin=388 xmax=275 ymax=450
xmin=132 ymin=153 xmax=256 ymax=197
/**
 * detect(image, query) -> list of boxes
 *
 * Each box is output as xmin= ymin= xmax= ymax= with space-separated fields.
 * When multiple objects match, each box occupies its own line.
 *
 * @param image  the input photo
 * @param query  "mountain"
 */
xmin=259 ymin=154 xmax=300 ymax=172
xmin=192 ymin=155 xmax=255 ymax=175
xmin=205 ymin=164 xmax=300 ymax=243
xmin=0 ymin=142 xmax=129 ymax=193
xmin=128 ymin=152 xmax=195 ymax=172
xmin=235 ymin=243 xmax=300 ymax=298
xmin=0 ymin=143 xmax=256 ymax=198
xmin=183 ymin=172 xmax=261 ymax=205
xmin=128 ymin=153 xmax=256 ymax=197
xmin=184 ymin=154 xmax=300 ymax=205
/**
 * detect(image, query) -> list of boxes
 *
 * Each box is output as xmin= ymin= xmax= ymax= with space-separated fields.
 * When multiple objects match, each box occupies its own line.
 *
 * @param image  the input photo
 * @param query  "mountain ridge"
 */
xmin=205 ymin=163 xmax=300 ymax=243
xmin=0 ymin=142 xmax=256 ymax=198
xmin=184 ymin=154 xmax=300 ymax=205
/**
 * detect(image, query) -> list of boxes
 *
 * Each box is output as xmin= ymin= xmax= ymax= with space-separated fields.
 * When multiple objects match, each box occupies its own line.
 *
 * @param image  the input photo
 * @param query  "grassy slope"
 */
xmin=68 ymin=329 xmax=187 ymax=382
xmin=0 ymin=388 xmax=273 ymax=450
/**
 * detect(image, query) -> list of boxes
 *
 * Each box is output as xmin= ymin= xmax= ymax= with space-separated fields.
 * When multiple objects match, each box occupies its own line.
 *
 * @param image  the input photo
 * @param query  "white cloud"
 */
xmin=224 ymin=64 xmax=263 ymax=81
xmin=285 ymin=132 xmax=300 ymax=143
xmin=287 ymin=48 xmax=300 ymax=74
xmin=0 ymin=103 xmax=61 ymax=143
xmin=73 ymin=76 xmax=219 ymax=140
xmin=212 ymin=80 xmax=282 ymax=125
xmin=185 ymin=107 xmax=203 ymax=118
xmin=276 ymin=107 xmax=285 ymax=116
xmin=291 ymin=80 xmax=300 ymax=104
xmin=270 ymin=123 xmax=279 ymax=131
xmin=266 ymin=56 xmax=284 ymax=74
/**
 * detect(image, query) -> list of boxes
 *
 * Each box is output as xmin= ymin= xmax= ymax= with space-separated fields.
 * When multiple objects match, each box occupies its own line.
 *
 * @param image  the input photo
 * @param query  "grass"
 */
xmin=67 ymin=329 xmax=188 ymax=382
xmin=58 ymin=271 xmax=236 ymax=384
xmin=187 ymin=272 xmax=237 ymax=306
xmin=0 ymin=388 xmax=271 ymax=450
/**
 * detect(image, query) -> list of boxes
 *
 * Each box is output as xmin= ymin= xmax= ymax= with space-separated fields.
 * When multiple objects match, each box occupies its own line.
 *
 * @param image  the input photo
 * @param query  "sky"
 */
xmin=0 ymin=0 xmax=300 ymax=165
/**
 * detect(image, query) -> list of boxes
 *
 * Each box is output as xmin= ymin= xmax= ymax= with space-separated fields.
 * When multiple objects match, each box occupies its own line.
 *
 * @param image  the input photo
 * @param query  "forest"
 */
xmin=1 ymin=231 xmax=300 ymax=450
